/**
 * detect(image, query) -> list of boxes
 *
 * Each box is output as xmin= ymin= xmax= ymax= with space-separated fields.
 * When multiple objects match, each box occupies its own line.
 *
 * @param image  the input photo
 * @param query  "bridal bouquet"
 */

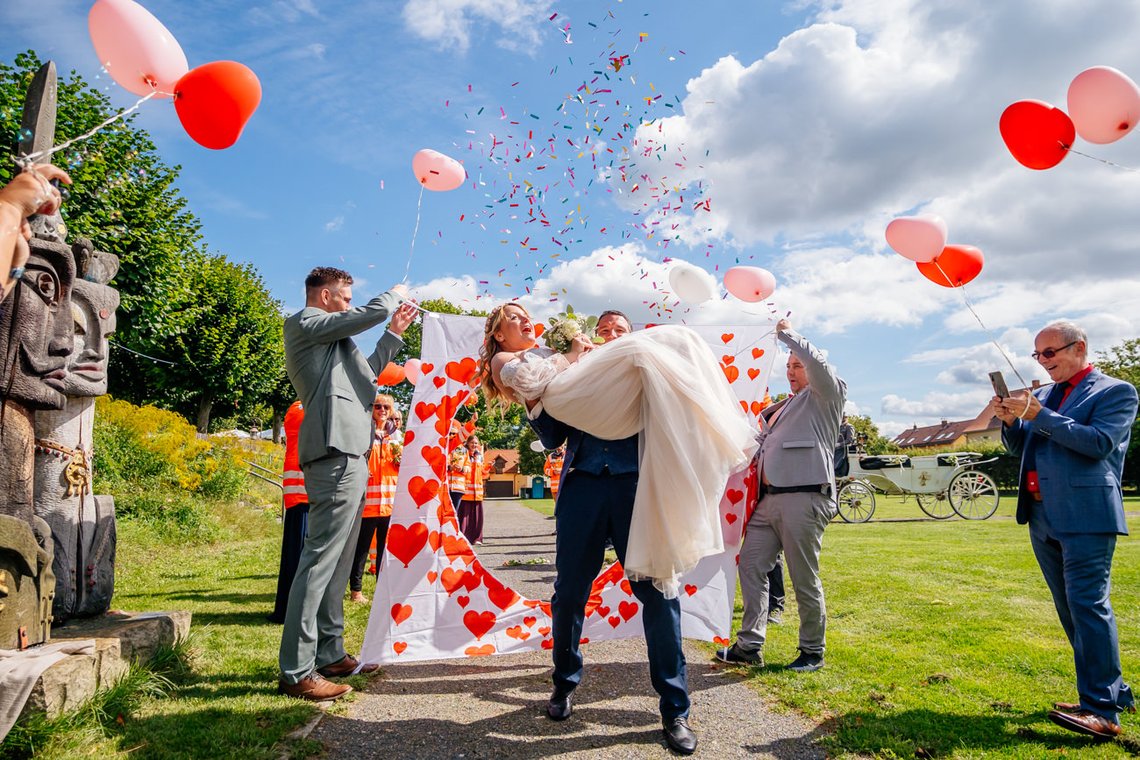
xmin=543 ymin=306 xmax=604 ymax=354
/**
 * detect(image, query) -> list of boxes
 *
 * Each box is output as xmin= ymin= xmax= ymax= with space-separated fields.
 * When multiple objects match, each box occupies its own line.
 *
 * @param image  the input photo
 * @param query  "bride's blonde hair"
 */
xmin=477 ymin=302 xmax=531 ymax=412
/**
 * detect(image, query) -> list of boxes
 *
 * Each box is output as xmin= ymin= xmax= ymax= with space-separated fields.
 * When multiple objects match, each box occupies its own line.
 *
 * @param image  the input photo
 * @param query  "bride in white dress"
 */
xmin=478 ymin=303 xmax=757 ymax=598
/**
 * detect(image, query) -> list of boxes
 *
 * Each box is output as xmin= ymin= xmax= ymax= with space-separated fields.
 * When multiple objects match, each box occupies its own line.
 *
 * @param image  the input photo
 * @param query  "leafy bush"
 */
xmin=92 ymin=397 xmax=269 ymax=538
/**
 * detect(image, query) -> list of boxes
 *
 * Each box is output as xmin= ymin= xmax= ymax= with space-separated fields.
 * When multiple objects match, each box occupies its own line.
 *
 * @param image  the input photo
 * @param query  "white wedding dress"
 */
xmin=500 ymin=325 xmax=758 ymax=598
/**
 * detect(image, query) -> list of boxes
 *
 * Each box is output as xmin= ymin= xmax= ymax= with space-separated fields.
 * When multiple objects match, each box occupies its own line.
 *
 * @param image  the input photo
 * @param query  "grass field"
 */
xmin=525 ymin=493 xmax=1140 ymax=757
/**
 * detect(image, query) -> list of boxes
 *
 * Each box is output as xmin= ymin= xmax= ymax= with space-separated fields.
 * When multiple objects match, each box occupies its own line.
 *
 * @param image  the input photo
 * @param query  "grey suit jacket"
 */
xmin=755 ymin=329 xmax=847 ymax=488
xmin=284 ymin=291 xmax=404 ymax=466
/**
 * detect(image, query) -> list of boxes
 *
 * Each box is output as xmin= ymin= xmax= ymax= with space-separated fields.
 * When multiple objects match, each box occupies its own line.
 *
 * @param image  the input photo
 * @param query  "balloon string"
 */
xmin=932 ymin=259 xmax=1029 ymax=388
xmin=1062 ymin=144 xmax=1140 ymax=172
xmin=402 ymin=185 xmax=425 ymax=284
xmin=13 ymin=90 xmax=162 ymax=166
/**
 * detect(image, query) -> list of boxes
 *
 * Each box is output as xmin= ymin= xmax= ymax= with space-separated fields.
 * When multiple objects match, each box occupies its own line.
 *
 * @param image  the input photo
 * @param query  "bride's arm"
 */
xmin=494 ymin=350 xmax=570 ymax=404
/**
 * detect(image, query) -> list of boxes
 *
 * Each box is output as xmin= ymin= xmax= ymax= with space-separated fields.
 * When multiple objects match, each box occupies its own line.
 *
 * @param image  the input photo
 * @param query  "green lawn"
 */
xmin=726 ymin=495 xmax=1140 ymax=758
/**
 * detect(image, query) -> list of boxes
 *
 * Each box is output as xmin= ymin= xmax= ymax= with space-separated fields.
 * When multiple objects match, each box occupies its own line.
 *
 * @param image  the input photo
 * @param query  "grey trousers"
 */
xmin=736 ymin=491 xmax=834 ymax=655
xmin=279 ymin=453 xmax=369 ymax=683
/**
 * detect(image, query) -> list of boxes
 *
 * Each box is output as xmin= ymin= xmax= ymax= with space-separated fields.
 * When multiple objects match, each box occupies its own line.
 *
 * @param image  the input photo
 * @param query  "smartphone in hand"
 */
xmin=989 ymin=371 xmax=1009 ymax=399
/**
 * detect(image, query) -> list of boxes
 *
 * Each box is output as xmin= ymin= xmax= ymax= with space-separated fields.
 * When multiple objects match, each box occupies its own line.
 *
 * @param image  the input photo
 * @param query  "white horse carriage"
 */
xmin=835 ymin=451 xmax=1001 ymax=523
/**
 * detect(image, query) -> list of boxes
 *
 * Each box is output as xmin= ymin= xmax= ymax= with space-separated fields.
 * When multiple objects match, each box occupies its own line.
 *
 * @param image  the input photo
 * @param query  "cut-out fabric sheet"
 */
xmin=360 ymin=314 xmax=777 ymax=664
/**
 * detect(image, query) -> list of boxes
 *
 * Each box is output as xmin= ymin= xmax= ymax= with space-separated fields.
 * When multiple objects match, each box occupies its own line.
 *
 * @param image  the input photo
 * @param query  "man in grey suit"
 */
xmin=996 ymin=320 xmax=1137 ymax=739
xmin=278 ymin=267 xmax=417 ymax=701
xmin=718 ymin=318 xmax=845 ymax=672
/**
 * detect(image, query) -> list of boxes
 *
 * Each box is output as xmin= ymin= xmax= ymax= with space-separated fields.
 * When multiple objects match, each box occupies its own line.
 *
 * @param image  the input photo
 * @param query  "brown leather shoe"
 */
xmin=317 ymin=654 xmax=380 ymax=678
xmin=1053 ymin=701 xmax=1081 ymax=713
xmin=277 ymin=673 xmax=352 ymax=701
xmin=1047 ymin=709 xmax=1122 ymax=739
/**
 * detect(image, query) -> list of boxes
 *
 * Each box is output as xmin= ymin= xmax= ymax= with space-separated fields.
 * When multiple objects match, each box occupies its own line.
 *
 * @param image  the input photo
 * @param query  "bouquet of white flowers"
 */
xmin=543 ymin=306 xmax=604 ymax=354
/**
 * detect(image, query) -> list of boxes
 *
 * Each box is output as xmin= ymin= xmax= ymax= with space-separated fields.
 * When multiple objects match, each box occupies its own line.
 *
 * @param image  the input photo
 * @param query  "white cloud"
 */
xmin=325 ymin=215 xmax=345 ymax=232
xmin=402 ymin=0 xmax=553 ymax=54
xmin=881 ymin=389 xmax=992 ymax=419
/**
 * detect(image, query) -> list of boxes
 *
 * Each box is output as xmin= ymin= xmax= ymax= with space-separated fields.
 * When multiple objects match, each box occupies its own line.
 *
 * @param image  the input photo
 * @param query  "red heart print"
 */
xmin=506 ymin=625 xmax=530 ymax=641
xmin=619 ymin=601 xmax=639 ymax=621
xmin=445 ymin=357 xmax=478 ymax=384
xmin=409 ymin=476 xmax=440 ymax=507
xmin=426 ymin=571 xmax=438 ymax=583
xmin=484 ymin=574 xmax=521 ymax=612
xmin=403 ymin=430 xmax=415 ymax=446
xmin=721 ymin=333 xmax=734 ymax=344
xmin=713 ymin=636 xmax=731 ymax=646
xmin=421 ymin=363 xmax=434 ymax=374
xmin=463 ymin=610 xmax=497 ymax=639
xmin=726 ymin=513 xmax=738 ymax=524
xmin=523 ymin=616 xmax=537 ymax=628
xmin=415 ymin=401 xmax=437 ymax=422
xmin=752 ymin=348 xmax=764 ymax=359
xmin=428 ymin=530 xmax=442 ymax=551
xmin=465 ymin=644 xmax=495 ymax=656
xmin=541 ymin=639 xmax=553 ymax=650
xmin=620 ymin=580 xmax=632 ymax=596
xmin=441 ymin=567 xmax=470 ymax=595
xmin=442 ymin=535 xmax=476 ymax=567
xmin=750 ymin=401 xmax=763 ymax=415
xmin=579 ymin=638 xmax=590 ymax=645
xmin=387 ymin=523 xmax=428 ymax=567
xmin=726 ymin=489 xmax=744 ymax=504
xmin=393 ymin=641 xmax=408 ymax=654
xmin=422 ymin=446 xmax=446 ymax=479
xmin=684 ymin=585 xmax=698 ymax=597
xmin=458 ymin=595 xmax=470 ymax=607
xmin=433 ymin=376 xmax=446 ymax=388
xmin=722 ymin=365 xmax=740 ymax=383
xmin=747 ymin=368 xmax=760 ymax=380
xmin=391 ymin=604 xmax=412 ymax=624
xmin=722 ymin=355 xmax=735 ymax=365
xmin=538 ymin=626 xmax=552 ymax=636
xmin=608 ymin=615 xmax=621 ymax=628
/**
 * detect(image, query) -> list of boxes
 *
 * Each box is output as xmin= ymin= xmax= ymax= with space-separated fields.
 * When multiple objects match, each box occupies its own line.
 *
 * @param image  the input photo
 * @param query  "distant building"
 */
xmin=484 ymin=448 xmax=528 ymax=499
xmin=892 ymin=381 xmax=1041 ymax=450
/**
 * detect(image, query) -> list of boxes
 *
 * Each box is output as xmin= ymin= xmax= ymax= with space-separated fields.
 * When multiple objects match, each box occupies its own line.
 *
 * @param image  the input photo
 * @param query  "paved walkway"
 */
xmin=310 ymin=500 xmax=827 ymax=759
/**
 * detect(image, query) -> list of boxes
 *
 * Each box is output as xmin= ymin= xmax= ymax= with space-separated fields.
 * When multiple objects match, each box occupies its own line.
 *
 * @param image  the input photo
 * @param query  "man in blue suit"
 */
xmin=997 ymin=320 xmax=1137 ymax=739
xmin=528 ymin=310 xmax=696 ymax=756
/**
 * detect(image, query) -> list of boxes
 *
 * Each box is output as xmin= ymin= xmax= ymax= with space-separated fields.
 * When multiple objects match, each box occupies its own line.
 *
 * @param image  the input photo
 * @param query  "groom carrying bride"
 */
xmin=524 ymin=310 xmax=698 ymax=756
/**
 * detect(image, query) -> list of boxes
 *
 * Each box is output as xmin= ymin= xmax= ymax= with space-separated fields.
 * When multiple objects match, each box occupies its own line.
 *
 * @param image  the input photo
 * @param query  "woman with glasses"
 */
xmin=349 ymin=394 xmax=401 ymax=603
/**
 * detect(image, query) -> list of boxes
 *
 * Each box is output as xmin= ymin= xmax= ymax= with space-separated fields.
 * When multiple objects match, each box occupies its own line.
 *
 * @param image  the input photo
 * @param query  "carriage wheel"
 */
xmin=948 ymin=470 xmax=1000 ymax=520
xmin=836 ymin=481 xmax=876 ymax=523
xmin=915 ymin=492 xmax=955 ymax=520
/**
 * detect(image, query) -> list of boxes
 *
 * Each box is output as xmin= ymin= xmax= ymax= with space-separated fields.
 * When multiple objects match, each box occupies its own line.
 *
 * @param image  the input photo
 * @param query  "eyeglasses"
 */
xmin=1031 ymin=341 xmax=1078 ymax=361
xmin=373 ymin=404 xmax=393 ymax=410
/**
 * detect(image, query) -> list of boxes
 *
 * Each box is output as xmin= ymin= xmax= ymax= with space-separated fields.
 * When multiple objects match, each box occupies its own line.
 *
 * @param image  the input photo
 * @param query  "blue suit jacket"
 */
xmin=1002 ymin=369 xmax=1137 ymax=534
xmin=530 ymin=408 xmax=638 ymax=479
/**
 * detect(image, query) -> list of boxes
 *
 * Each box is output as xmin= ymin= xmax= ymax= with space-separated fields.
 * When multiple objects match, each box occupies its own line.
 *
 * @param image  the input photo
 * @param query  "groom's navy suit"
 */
xmin=530 ymin=409 xmax=689 ymax=720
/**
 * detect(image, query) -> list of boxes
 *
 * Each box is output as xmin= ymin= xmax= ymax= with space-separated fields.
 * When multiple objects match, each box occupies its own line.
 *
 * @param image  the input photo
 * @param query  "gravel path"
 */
xmin=310 ymin=500 xmax=827 ymax=759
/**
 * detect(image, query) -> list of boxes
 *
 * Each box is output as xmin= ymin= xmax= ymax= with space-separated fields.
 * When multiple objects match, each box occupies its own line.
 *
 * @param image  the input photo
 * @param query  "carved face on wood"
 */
xmin=60 ymin=279 xmax=119 ymax=397
xmin=0 ymin=242 xmax=75 ymax=409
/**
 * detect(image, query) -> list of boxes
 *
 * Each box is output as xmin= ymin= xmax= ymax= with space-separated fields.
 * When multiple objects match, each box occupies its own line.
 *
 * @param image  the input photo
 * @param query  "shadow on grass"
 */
xmin=117 ymin=704 xmax=316 ymax=760
xmin=828 ymin=707 xmax=1128 ymax=757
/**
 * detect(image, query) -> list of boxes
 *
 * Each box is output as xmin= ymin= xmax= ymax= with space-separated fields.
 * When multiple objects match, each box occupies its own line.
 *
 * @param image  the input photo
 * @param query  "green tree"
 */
xmin=1 ymin=52 xmax=202 ymax=404
xmin=516 ymin=426 xmax=545 ymax=475
xmin=1096 ymin=338 xmax=1140 ymax=486
xmin=153 ymin=254 xmax=285 ymax=432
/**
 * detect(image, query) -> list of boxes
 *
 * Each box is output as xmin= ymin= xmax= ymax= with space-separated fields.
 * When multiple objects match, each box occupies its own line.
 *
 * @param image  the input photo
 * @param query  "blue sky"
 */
xmin=5 ymin=0 xmax=1140 ymax=438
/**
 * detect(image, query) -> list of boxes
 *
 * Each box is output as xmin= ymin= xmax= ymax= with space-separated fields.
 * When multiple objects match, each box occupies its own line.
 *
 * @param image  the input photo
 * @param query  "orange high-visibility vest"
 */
xmin=544 ymin=454 xmax=563 ymax=499
xmin=463 ymin=454 xmax=490 ymax=501
xmin=449 ymin=449 xmax=469 ymax=493
xmin=282 ymin=401 xmax=307 ymax=508
xmin=364 ymin=434 xmax=401 ymax=518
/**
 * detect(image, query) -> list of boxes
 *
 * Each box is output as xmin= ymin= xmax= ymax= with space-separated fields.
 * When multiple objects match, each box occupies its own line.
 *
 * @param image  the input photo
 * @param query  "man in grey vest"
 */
xmin=278 ymin=267 xmax=416 ymax=701
xmin=718 ymin=318 xmax=846 ymax=672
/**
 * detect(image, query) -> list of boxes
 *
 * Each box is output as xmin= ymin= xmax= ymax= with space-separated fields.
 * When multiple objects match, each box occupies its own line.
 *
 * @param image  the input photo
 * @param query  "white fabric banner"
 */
xmin=361 ymin=313 xmax=777 ymax=664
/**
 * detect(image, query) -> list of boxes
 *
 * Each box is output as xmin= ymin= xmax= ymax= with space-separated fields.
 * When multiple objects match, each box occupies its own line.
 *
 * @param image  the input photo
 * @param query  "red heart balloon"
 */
xmin=999 ymin=100 xmax=1075 ymax=170
xmin=175 ymin=61 xmax=261 ymax=150
xmin=917 ymin=244 xmax=985 ymax=288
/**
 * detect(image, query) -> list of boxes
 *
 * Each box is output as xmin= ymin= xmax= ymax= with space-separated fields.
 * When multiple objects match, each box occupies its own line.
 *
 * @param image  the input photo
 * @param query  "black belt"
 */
xmin=762 ymin=483 xmax=829 ymax=495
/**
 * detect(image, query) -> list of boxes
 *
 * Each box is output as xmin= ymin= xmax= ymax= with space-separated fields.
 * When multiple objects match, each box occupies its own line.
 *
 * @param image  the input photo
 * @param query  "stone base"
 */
xmin=52 ymin=610 xmax=191 ymax=663
xmin=20 ymin=610 xmax=191 ymax=720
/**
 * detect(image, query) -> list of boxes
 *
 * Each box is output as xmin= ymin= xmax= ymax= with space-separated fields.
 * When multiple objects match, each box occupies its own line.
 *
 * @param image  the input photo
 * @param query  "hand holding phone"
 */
xmin=989 ymin=371 xmax=1009 ymax=399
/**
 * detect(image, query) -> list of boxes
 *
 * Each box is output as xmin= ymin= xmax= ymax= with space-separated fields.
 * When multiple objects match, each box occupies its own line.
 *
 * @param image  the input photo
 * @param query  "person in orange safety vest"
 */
xmin=447 ymin=420 xmax=470 ymax=511
xmin=270 ymin=400 xmax=309 ymax=624
xmin=544 ymin=445 xmax=566 ymax=500
xmin=457 ymin=435 xmax=491 ymax=544
xmin=349 ymin=393 xmax=401 ymax=603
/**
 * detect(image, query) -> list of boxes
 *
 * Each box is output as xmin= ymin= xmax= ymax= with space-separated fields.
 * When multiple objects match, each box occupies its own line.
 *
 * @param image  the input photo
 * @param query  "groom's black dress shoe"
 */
xmin=663 ymin=716 xmax=698 ymax=755
xmin=546 ymin=689 xmax=573 ymax=721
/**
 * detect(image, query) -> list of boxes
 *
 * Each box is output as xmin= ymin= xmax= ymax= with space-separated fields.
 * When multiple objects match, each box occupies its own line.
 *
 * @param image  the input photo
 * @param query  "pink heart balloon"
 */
xmin=723 ymin=266 xmax=776 ymax=302
xmin=404 ymin=358 xmax=422 ymax=385
xmin=412 ymin=149 xmax=466 ymax=192
xmin=1067 ymin=66 xmax=1140 ymax=145
xmin=885 ymin=214 xmax=948 ymax=263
